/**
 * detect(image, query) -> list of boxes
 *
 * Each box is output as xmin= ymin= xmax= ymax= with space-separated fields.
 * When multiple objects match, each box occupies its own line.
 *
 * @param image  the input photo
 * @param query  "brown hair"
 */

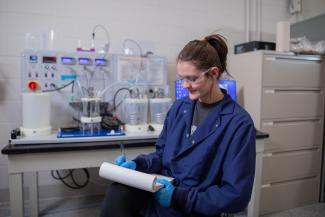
xmin=177 ymin=34 xmax=229 ymax=77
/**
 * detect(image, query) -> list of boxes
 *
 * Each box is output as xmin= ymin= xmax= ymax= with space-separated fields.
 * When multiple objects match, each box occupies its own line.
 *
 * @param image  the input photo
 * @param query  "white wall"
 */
xmin=0 ymin=0 xmax=290 ymax=203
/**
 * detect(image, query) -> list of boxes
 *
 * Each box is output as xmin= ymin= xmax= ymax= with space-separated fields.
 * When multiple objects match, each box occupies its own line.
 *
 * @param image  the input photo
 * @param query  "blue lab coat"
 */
xmin=135 ymin=94 xmax=256 ymax=217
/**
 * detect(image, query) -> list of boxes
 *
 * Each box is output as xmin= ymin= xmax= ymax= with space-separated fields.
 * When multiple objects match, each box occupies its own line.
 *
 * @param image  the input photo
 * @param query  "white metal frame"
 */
xmin=6 ymin=138 xmax=265 ymax=217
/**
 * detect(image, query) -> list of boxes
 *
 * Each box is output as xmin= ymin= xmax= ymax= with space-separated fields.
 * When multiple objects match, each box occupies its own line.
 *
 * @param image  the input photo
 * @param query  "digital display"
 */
xmin=29 ymin=55 xmax=38 ymax=63
xmin=78 ymin=57 xmax=92 ymax=65
xmin=95 ymin=58 xmax=107 ymax=66
xmin=61 ymin=57 xmax=75 ymax=65
xmin=43 ymin=56 xmax=57 ymax=63
xmin=175 ymin=79 xmax=237 ymax=102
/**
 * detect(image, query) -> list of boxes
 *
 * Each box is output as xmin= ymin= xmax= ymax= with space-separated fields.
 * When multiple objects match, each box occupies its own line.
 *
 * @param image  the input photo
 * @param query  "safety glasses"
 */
xmin=176 ymin=68 xmax=211 ymax=84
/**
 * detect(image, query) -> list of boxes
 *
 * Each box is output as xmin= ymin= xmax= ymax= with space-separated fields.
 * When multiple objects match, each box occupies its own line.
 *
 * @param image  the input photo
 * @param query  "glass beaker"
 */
xmin=122 ymin=98 xmax=148 ymax=132
xmin=149 ymin=98 xmax=172 ymax=125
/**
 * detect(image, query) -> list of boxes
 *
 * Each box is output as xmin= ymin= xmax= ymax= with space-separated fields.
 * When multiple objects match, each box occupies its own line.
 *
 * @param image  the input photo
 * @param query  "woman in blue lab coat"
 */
xmin=100 ymin=34 xmax=256 ymax=217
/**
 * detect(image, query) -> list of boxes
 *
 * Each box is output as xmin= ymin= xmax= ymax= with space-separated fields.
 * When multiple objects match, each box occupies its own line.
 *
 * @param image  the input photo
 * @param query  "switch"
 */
xmin=27 ymin=80 xmax=40 ymax=91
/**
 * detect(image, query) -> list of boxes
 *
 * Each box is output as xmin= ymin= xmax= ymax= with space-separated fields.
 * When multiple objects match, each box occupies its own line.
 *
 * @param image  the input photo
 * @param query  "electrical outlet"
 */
xmin=289 ymin=0 xmax=302 ymax=14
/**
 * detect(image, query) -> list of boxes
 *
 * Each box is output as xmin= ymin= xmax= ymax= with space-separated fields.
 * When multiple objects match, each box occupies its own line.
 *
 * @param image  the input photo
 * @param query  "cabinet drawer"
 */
xmin=262 ymin=149 xmax=321 ymax=184
xmin=260 ymin=177 xmax=319 ymax=215
xmin=261 ymin=119 xmax=322 ymax=152
xmin=262 ymin=56 xmax=324 ymax=87
xmin=262 ymin=89 xmax=324 ymax=119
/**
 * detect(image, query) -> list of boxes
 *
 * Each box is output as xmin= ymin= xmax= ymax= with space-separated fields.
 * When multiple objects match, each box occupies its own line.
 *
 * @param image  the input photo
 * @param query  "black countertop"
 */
xmin=2 ymin=130 xmax=269 ymax=155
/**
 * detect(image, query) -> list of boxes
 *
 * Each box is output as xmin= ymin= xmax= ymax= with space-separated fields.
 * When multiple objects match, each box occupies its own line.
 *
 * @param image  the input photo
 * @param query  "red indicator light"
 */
xmin=28 ymin=80 xmax=39 ymax=91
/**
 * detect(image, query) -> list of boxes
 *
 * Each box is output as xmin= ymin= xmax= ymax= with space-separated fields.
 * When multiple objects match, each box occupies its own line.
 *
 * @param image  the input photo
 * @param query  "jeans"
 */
xmin=100 ymin=183 xmax=152 ymax=217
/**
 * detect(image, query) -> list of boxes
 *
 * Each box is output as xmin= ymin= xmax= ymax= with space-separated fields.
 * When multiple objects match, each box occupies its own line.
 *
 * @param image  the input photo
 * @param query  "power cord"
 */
xmin=113 ymin=87 xmax=131 ymax=111
xmin=42 ymin=80 xmax=75 ymax=93
xmin=51 ymin=168 xmax=90 ymax=189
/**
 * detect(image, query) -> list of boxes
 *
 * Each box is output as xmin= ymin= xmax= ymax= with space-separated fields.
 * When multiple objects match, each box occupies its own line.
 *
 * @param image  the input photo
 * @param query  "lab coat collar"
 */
xmin=182 ymin=89 xmax=234 ymax=115
xmin=182 ymin=91 xmax=234 ymax=120
xmin=177 ymin=94 xmax=235 ymax=158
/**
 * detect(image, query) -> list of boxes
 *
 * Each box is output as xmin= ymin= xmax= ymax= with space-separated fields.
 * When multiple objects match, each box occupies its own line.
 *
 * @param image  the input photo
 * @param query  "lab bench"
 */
xmin=2 ymin=131 xmax=268 ymax=217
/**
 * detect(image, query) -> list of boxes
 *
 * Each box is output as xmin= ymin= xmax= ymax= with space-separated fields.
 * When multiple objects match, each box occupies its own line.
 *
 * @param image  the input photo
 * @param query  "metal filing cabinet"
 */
xmin=228 ymin=51 xmax=324 ymax=215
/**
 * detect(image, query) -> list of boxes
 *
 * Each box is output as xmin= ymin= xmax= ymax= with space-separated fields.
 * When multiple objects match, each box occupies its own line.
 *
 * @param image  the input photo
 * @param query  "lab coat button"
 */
xmin=192 ymin=140 xmax=195 ymax=144
xmin=186 ymin=133 xmax=189 ymax=137
xmin=216 ymin=124 xmax=219 ymax=127
xmin=183 ymin=110 xmax=187 ymax=113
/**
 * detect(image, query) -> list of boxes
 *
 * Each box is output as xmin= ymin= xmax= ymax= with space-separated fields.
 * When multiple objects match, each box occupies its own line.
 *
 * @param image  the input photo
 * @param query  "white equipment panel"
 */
xmin=21 ymin=49 xmax=168 ymax=129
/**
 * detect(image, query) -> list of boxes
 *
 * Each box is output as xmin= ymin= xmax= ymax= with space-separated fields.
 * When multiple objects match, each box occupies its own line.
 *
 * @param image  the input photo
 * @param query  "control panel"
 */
xmin=21 ymin=50 xmax=113 ymax=93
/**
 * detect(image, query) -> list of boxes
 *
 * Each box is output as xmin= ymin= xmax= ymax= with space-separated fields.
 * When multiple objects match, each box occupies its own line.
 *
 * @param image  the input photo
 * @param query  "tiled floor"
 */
xmin=1 ymin=195 xmax=325 ymax=217
xmin=262 ymin=203 xmax=325 ymax=217
xmin=0 ymin=195 xmax=103 ymax=217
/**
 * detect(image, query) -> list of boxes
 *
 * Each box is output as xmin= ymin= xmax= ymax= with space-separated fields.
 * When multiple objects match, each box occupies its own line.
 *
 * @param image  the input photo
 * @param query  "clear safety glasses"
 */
xmin=176 ymin=68 xmax=211 ymax=85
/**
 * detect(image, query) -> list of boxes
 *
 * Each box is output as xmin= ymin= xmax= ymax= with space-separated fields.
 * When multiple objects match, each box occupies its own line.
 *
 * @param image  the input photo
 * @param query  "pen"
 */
xmin=120 ymin=143 xmax=125 ymax=157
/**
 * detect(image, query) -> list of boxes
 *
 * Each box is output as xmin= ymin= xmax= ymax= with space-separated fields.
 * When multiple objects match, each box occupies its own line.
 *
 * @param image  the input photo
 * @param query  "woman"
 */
xmin=100 ymin=34 xmax=256 ymax=217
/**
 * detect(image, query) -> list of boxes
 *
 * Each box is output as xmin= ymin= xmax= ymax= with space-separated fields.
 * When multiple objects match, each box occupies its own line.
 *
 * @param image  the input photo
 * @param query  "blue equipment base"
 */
xmin=57 ymin=128 xmax=125 ymax=138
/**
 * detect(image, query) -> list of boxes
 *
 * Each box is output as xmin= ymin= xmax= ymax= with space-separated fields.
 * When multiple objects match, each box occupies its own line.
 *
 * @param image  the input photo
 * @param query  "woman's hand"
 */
xmin=114 ymin=155 xmax=136 ymax=170
xmin=154 ymin=179 xmax=175 ymax=207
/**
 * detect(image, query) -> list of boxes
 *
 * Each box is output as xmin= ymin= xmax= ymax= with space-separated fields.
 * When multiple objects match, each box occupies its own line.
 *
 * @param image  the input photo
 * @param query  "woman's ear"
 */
xmin=210 ymin=67 xmax=220 ymax=78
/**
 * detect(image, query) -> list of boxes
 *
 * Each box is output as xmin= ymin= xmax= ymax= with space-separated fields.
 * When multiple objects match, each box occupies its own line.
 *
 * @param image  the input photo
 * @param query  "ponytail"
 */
xmin=177 ymin=34 xmax=229 ymax=77
xmin=204 ymin=34 xmax=228 ymax=74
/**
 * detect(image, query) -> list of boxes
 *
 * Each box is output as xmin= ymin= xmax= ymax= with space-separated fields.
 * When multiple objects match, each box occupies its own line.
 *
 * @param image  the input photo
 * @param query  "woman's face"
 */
xmin=177 ymin=61 xmax=216 ymax=101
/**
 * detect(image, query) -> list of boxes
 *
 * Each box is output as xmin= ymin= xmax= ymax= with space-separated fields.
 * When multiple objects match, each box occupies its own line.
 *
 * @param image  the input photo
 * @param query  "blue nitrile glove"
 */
xmin=114 ymin=155 xmax=136 ymax=170
xmin=120 ymin=160 xmax=136 ymax=170
xmin=114 ymin=155 xmax=126 ymax=166
xmin=154 ymin=179 xmax=175 ymax=207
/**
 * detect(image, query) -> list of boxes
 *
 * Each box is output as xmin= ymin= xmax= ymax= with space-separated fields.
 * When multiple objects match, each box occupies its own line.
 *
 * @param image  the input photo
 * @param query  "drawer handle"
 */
xmin=261 ymin=184 xmax=271 ymax=188
xmin=266 ymin=55 xmax=322 ymax=62
xmin=263 ymin=118 xmax=321 ymax=124
xmin=263 ymin=153 xmax=273 ymax=157
xmin=264 ymin=89 xmax=323 ymax=94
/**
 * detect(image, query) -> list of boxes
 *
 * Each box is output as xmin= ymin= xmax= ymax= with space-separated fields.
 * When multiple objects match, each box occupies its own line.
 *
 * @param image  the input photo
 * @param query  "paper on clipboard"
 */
xmin=99 ymin=162 xmax=174 ymax=192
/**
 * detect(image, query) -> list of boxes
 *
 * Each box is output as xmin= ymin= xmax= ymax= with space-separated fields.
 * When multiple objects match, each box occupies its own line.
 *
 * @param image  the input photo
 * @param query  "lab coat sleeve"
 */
xmin=173 ymin=120 xmax=256 ymax=216
xmin=133 ymin=110 xmax=170 ymax=173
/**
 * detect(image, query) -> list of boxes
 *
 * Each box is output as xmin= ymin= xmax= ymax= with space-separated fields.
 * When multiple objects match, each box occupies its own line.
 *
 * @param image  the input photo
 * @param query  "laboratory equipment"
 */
xmin=20 ymin=92 xmax=52 ymax=137
xmin=20 ymin=49 xmax=168 ymax=138
xmin=234 ymin=41 xmax=275 ymax=54
xmin=20 ymin=49 xmax=115 ymax=137
xmin=122 ymin=97 xmax=149 ymax=133
xmin=149 ymin=98 xmax=172 ymax=131
xmin=112 ymin=54 xmax=167 ymax=86
xmin=80 ymin=97 xmax=102 ymax=135
xmin=148 ymin=88 xmax=172 ymax=132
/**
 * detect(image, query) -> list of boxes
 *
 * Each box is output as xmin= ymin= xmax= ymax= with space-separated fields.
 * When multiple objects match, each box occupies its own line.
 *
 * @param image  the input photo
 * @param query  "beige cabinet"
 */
xmin=229 ymin=51 xmax=324 ymax=215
